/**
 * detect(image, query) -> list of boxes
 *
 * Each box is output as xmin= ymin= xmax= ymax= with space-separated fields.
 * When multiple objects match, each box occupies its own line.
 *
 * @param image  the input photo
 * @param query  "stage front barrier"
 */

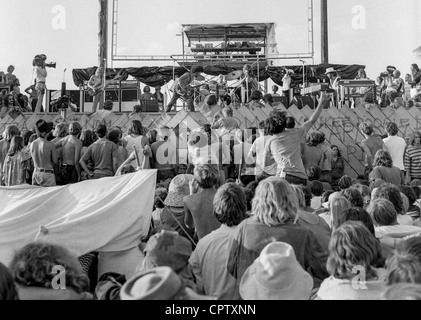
xmin=1 ymin=102 xmax=420 ymax=179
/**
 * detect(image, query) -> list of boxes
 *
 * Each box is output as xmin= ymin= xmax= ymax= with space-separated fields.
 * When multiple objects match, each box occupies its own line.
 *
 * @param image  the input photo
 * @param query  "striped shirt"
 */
xmin=404 ymin=146 xmax=421 ymax=179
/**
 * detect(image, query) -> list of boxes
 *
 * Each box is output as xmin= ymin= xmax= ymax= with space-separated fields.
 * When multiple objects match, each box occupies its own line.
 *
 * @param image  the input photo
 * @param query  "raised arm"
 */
xmin=303 ymin=92 xmax=330 ymax=132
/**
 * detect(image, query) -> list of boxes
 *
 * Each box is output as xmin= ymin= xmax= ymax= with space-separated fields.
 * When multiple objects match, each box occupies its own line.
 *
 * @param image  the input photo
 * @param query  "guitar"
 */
xmin=86 ymin=69 xmax=128 ymax=97
xmin=175 ymin=81 xmax=208 ymax=98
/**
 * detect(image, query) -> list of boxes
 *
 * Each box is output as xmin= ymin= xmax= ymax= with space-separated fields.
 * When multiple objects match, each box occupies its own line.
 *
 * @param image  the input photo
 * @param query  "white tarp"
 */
xmin=0 ymin=170 xmax=156 ymax=266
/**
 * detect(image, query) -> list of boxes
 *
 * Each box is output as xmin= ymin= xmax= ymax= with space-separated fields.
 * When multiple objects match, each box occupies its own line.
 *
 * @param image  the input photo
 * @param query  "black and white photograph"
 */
xmin=1 ymin=0 xmax=421 ymax=306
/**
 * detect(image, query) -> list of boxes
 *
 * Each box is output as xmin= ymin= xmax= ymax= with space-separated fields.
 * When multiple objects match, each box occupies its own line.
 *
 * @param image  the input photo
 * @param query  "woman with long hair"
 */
xmin=0 ymin=125 xmax=20 ymax=185
xmin=227 ymin=177 xmax=329 ymax=289
xmin=2 ymin=135 xmax=31 ymax=186
xmin=0 ymin=94 xmax=23 ymax=119
xmin=330 ymin=145 xmax=344 ymax=190
xmin=319 ymin=195 xmax=352 ymax=230
xmin=369 ymin=150 xmax=404 ymax=186
xmin=9 ymin=242 xmax=92 ymax=300
xmin=122 ymin=120 xmax=151 ymax=169
xmin=316 ymin=221 xmax=386 ymax=300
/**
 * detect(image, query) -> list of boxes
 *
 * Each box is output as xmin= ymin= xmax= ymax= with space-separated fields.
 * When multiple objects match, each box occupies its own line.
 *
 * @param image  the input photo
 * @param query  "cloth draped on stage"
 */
xmin=0 ymin=170 xmax=156 ymax=266
xmin=72 ymin=64 xmax=365 ymax=88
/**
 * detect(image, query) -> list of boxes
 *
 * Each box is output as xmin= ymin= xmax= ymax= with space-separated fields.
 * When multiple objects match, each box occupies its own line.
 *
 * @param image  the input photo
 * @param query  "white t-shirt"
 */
xmin=248 ymin=136 xmax=277 ymax=176
xmin=383 ymin=135 xmax=406 ymax=171
xmin=375 ymin=224 xmax=421 ymax=239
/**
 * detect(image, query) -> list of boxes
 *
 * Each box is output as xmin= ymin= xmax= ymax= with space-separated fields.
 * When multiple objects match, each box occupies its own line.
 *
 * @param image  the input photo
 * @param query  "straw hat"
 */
xmin=239 ymin=242 xmax=313 ymax=300
xmin=325 ymin=67 xmax=338 ymax=75
xmin=163 ymin=174 xmax=194 ymax=207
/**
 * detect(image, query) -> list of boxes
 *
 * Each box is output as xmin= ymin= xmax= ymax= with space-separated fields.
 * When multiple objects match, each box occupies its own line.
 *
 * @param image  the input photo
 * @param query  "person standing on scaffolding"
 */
xmin=165 ymin=65 xmax=204 ymax=113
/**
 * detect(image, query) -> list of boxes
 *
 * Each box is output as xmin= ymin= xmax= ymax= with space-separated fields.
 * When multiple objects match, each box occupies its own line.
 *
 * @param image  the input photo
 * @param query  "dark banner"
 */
xmin=72 ymin=63 xmax=365 ymax=89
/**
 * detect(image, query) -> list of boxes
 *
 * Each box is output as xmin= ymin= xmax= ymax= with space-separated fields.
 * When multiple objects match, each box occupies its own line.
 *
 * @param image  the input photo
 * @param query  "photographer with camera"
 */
xmin=50 ymin=93 xmax=78 ymax=114
xmin=33 ymin=54 xmax=56 ymax=113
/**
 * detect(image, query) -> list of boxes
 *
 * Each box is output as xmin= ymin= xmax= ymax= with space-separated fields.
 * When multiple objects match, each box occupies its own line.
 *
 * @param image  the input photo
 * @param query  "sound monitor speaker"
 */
xmin=273 ymin=96 xmax=289 ymax=108
xmin=140 ymin=99 xmax=159 ymax=112
xmin=296 ymin=96 xmax=315 ymax=109
xmin=121 ymin=89 xmax=138 ymax=102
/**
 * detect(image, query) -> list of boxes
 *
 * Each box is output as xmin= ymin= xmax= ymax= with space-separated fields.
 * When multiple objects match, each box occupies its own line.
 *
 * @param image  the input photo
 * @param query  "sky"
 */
xmin=1 ymin=0 xmax=420 ymax=91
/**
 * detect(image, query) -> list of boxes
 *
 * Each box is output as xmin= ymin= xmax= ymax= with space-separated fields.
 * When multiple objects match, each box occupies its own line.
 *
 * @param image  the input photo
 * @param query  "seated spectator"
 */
xmin=385 ymin=236 xmax=421 ymax=285
xmin=291 ymin=185 xmax=330 ymax=252
xmin=184 ymin=164 xmax=221 ymax=240
xmin=367 ymin=199 xmax=421 ymax=239
xmin=372 ymin=185 xmax=414 ymax=226
xmin=239 ymin=242 xmax=314 ymax=300
xmin=353 ymin=183 xmax=372 ymax=209
xmin=400 ymin=185 xmax=420 ymax=220
xmin=244 ymin=180 xmax=259 ymax=213
xmin=189 ymin=183 xmax=248 ymax=300
xmin=308 ymin=180 xmax=324 ymax=210
xmin=323 ymin=195 xmax=352 ymax=230
xmin=341 ymin=187 xmax=364 ymax=208
xmin=316 ymin=221 xmax=386 ymax=300
xmin=383 ymin=283 xmax=421 ymax=300
xmin=152 ymin=188 xmax=168 ymax=228
xmin=120 ymin=266 xmax=215 ymax=300
xmin=338 ymin=207 xmax=393 ymax=259
xmin=227 ymin=177 xmax=329 ymax=288
xmin=9 ymin=242 xmax=92 ymax=300
xmin=307 ymin=166 xmax=333 ymax=192
xmin=160 ymin=174 xmax=196 ymax=243
xmin=136 ymin=230 xmax=196 ymax=290
xmin=0 ymin=262 xmax=18 ymax=300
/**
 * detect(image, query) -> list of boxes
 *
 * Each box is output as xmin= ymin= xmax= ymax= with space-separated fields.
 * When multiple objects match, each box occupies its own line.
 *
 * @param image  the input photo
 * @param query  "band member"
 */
xmin=325 ymin=67 xmax=341 ymax=108
xmin=165 ymin=65 xmax=204 ymax=112
xmin=33 ymin=55 xmax=48 ymax=113
xmin=87 ymin=67 xmax=105 ymax=113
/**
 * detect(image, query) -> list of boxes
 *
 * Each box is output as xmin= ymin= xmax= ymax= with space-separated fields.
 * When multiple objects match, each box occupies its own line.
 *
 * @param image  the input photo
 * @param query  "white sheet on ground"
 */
xmin=0 ymin=170 xmax=156 ymax=266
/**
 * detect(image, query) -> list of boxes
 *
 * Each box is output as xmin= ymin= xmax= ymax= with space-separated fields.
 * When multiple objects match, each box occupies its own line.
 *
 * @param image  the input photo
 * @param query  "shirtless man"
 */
xmin=54 ymin=121 xmax=83 ymax=184
xmin=183 ymin=164 xmax=222 ymax=240
xmin=30 ymin=119 xmax=57 ymax=186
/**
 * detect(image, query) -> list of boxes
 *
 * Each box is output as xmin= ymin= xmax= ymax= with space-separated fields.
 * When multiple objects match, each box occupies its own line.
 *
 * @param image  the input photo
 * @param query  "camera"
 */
xmin=51 ymin=95 xmax=70 ymax=111
xmin=380 ymin=71 xmax=390 ymax=78
xmin=45 ymin=62 xmax=57 ymax=69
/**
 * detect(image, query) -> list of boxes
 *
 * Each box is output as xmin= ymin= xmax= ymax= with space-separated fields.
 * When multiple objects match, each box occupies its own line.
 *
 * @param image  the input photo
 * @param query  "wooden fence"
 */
xmin=2 ymin=102 xmax=421 ymax=179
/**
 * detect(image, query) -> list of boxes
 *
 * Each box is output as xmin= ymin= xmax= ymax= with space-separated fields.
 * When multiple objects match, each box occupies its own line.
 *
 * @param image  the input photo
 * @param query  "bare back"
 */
xmin=31 ymin=138 xmax=57 ymax=170
xmin=184 ymin=189 xmax=221 ymax=240
xmin=60 ymin=136 xmax=82 ymax=165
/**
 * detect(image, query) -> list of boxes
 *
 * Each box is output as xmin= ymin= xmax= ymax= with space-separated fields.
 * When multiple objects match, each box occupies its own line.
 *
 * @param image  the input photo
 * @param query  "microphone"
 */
xmin=299 ymin=59 xmax=306 ymax=63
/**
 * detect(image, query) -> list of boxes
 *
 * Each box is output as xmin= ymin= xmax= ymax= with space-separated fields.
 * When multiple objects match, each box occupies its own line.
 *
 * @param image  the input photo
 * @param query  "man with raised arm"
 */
xmin=30 ymin=120 xmax=57 ymax=187
xmin=263 ymin=92 xmax=330 ymax=186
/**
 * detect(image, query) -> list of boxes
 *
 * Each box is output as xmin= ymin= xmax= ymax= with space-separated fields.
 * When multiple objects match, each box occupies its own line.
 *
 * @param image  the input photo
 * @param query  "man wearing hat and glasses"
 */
xmin=30 ymin=119 xmax=57 ymax=186
xmin=325 ymin=67 xmax=341 ymax=108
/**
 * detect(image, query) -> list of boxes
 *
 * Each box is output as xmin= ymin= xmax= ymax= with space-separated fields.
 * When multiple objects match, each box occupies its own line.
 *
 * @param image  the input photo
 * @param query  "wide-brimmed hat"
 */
xmin=164 ymin=174 xmax=194 ymax=207
xmin=239 ymin=242 xmax=313 ymax=300
xmin=120 ymin=267 xmax=184 ymax=300
xmin=35 ymin=119 xmax=54 ymax=134
xmin=325 ymin=67 xmax=337 ymax=75
xmin=143 ymin=230 xmax=192 ymax=272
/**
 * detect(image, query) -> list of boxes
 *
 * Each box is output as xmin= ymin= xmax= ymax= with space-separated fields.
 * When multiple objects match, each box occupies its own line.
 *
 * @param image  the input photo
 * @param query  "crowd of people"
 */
xmin=3 ymin=90 xmax=421 ymax=301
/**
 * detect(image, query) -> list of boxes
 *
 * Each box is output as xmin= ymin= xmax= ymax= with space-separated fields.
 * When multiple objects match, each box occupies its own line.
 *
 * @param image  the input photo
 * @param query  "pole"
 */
xmin=321 ymin=0 xmax=329 ymax=64
xmin=99 ymin=0 xmax=108 ymax=109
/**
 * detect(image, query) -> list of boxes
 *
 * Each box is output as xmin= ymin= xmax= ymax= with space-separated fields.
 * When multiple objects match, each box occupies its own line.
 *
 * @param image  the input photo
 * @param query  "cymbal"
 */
xmin=225 ymin=70 xmax=243 ymax=81
xmin=195 ymin=75 xmax=206 ymax=81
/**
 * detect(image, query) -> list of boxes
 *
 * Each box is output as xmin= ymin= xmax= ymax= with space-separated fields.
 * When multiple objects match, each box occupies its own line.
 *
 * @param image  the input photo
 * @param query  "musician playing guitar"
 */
xmin=87 ymin=67 xmax=105 ymax=113
xmin=165 ymin=65 xmax=204 ymax=112
xmin=87 ymin=67 xmax=127 ymax=113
